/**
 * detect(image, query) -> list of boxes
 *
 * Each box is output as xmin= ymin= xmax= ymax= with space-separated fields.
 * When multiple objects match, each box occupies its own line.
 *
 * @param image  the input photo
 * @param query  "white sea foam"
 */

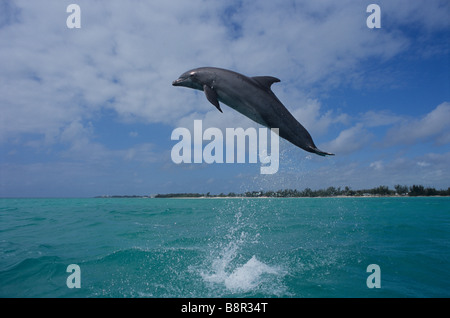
xmin=201 ymin=236 xmax=283 ymax=294
xmin=224 ymin=255 xmax=279 ymax=292
xmin=202 ymin=254 xmax=281 ymax=293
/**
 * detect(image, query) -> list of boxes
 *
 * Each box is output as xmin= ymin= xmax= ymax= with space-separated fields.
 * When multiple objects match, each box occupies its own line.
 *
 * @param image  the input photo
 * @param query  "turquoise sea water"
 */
xmin=0 ymin=197 xmax=449 ymax=298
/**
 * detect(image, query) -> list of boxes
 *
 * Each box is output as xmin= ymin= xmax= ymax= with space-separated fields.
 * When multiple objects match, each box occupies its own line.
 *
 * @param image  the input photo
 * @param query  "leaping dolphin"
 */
xmin=172 ymin=67 xmax=334 ymax=156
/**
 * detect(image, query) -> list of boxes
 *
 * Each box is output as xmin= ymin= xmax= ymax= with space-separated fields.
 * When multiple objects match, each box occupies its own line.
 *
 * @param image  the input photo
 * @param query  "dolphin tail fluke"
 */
xmin=308 ymin=146 xmax=335 ymax=157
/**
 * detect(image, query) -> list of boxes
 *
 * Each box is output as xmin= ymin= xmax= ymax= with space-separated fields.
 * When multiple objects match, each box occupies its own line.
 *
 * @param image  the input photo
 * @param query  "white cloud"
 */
xmin=56 ymin=119 xmax=161 ymax=165
xmin=417 ymin=161 xmax=430 ymax=167
xmin=225 ymin=0 xmax=417 ymax=87
xmin=364 ymin=152 xmax=450 ymax=188
xmin=369 ymin=160 xmax=384 ymax=171
xmin=123 ymin=143 xmax=158 ymax=163
xmin=384 ymin=102 xmax=450 ymax=146
xmin=322 ymin=124 xmax=372 ymax=155
xmin=294 ymin=100 xmax=349 ymax=135
xmin=380 ymin=0 xmax=450 ymax=32
xmin=317 ymin=101 xmax=450 ymax=156
xmin=360 ymin=110 xmax=404 ymax=127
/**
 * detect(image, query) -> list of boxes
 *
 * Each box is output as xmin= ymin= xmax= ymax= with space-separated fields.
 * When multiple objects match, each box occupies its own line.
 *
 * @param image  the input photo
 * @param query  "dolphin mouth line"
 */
xmin=172 ymin=79 xmax=183 ymax=86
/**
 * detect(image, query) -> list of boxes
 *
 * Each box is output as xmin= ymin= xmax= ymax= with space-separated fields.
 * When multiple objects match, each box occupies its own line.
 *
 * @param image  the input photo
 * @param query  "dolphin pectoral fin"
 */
xmin=203 ymin=84 xmax=222 ymax=113
xmin=251 ymin=76 xmax=281 ymax=90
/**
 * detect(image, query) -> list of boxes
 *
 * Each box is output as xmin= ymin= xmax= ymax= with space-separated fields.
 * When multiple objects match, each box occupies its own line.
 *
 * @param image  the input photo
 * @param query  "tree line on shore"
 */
xmin=154 ymin=185 xmax=450 ymax=198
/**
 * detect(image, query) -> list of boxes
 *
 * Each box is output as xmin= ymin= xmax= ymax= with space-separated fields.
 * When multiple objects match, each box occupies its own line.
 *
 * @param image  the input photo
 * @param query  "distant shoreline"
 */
xmin=93 ymin=195 xmax=450 ymax=199
xmin=95 ymin=185 xmax=450 ymax=199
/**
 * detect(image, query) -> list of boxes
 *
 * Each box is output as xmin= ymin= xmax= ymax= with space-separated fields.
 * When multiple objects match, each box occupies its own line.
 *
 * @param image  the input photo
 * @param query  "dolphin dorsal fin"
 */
xmin=251 ymin=76 xmax=281 ymax=90
xmin=203 ymin=84 xmax=223 ymax=113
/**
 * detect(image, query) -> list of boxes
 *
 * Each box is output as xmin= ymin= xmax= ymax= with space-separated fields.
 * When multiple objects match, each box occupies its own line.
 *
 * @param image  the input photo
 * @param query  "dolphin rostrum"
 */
xmin=172 ymin=67 xmax=334 ymax=156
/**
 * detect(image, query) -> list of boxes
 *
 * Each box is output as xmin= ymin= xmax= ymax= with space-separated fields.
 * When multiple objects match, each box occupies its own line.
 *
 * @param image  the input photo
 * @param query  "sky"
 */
xmin=0 ymin=0 xmax=449 ymax=197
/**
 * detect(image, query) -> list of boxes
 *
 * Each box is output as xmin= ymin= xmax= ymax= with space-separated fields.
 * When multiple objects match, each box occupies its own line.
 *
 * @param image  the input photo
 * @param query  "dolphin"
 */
xmin=172 ymin=67 xmax=334 ymax=156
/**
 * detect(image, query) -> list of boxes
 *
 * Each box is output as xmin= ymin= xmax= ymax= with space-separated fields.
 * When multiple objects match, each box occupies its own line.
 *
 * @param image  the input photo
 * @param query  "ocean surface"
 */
xmin=0 ymin=197 xmax=449 ymax=298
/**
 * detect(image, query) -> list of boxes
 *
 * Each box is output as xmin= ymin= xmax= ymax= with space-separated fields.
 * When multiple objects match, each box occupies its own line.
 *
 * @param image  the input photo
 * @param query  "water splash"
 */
xmin=224 ymin=255 xmax=280 ymax=292
xmin=200 ymin=199 xmax=286 ymax=295
xmin=201 ymin=240 xmax=283 ymax=294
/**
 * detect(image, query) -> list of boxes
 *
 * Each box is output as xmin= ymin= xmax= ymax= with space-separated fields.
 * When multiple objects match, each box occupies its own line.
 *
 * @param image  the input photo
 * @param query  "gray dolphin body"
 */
xmin=172 ymin=67 xmax=334 ymax=156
